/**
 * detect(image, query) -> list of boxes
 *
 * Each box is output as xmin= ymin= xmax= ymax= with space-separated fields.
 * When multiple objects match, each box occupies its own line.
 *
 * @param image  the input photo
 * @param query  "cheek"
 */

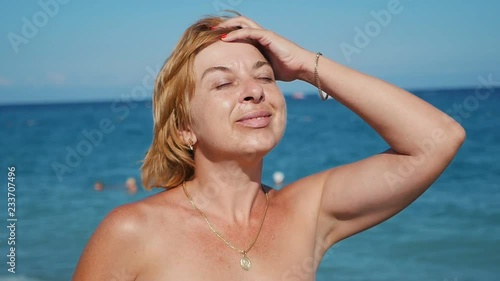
xmin=273 ymin=94 xmax=287 ymax=122
xmin=189 ymin=98 xmax=210 ymax=136
xmin=273 ymin=96 xmax=287 ymax=139
xmin=190 ymin=97 xmax=232 ymax=135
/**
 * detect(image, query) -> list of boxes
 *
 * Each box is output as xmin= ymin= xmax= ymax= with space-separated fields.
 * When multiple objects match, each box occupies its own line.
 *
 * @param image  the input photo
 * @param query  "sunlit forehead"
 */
xmin=195 ymin=41 xmax=271 ymax=82
xmin=200 ymin=60 xmax=272 ymax=82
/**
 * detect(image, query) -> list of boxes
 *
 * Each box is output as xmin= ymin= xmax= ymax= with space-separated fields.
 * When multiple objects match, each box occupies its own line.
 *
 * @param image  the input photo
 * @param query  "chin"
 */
xmin=240 ymin=134 xmax=280 ymax=159
xmin=239 ymin=147 xmax=271 ymax=163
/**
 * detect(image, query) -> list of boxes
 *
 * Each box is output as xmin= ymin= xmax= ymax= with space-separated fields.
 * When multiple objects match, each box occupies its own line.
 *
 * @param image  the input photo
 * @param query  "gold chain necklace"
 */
xmin=182 ymin=181 xmax=269 ymax=271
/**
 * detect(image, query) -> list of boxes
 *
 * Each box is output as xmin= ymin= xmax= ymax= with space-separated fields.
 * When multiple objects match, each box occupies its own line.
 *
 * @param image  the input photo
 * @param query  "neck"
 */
xmin=186 ymin=154 xmax=265 ymax=225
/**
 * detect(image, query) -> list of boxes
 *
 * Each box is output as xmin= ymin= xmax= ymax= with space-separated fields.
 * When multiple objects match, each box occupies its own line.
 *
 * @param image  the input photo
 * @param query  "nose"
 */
xmin=240 ymin=80 xmax=265 ymax=104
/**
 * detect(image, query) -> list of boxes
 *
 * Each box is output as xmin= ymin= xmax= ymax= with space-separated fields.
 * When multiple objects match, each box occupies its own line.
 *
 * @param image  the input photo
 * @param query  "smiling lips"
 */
xmin=236 ymin=110 xmax=272 ymax=128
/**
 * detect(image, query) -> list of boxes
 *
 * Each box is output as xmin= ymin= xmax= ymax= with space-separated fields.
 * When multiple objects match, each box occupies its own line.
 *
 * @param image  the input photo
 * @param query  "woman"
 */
xmin=73 ymin=13 xmax=465 ymax=280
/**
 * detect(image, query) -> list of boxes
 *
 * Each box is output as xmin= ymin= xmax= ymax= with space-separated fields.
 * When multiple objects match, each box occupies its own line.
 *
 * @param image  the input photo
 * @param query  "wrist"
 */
xmin=298 ymin=51 xmax=329 ymax=100
xmin=297 ymin=51 xmax=317 ymax=84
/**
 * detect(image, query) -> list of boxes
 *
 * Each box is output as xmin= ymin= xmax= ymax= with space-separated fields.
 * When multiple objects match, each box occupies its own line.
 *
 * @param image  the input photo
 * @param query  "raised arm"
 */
xmin=218 ymin=16 xmax=465 ymax=246
xmin=298 ymin=56 xmax=465 ymax=244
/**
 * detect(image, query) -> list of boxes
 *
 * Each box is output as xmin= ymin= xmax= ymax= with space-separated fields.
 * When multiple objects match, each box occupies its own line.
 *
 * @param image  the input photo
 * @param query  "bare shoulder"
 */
xmin=106 ymin=189 xmax=183 ymax=238
xmin=73 ymin=190 xmax=178 ymax=280
xmin=268 ymin=171 xmax=330 ymax=228
xmin=274 ymin=171 xmax=328 ymax=210
xmin=101 ymin=199 xmax=152 ymax=238
xmin=100 ymin=191 xmax=174 ymax=236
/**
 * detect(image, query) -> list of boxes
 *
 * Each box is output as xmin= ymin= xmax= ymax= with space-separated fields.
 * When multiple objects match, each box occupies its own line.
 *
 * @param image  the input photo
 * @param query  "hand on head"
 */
xmin=215 ymin=16 xmax=314 ymax=82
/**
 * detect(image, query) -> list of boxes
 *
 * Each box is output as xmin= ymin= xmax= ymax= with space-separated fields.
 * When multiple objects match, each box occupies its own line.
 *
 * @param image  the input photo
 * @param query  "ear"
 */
xmin=179 ymin=128 xmax=197 ymax=148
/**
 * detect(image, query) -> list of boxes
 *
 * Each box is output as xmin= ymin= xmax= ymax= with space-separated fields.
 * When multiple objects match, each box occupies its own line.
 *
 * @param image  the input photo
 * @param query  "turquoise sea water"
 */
xmin=0 ymin=88 xmax=499 ymax=280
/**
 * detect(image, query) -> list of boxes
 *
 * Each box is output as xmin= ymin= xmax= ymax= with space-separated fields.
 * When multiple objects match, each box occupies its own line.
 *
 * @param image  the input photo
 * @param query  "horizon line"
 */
xmin=0 ymin=85 xmax=496 ymax=107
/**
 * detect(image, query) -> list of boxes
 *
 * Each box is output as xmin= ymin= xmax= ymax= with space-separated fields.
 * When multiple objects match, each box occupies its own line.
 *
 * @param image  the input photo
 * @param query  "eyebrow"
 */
xmin=200 ymin=61 xmax=271 ymax=81
xmin=200 ymin=66 xmax=230 ymax=81
xmin=252 ymin=60 xmax=270 ymax=70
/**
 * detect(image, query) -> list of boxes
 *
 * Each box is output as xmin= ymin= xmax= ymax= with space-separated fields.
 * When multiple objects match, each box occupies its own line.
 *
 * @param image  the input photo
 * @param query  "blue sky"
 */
xmin=1 ymin=0 xmax=499 ymax=104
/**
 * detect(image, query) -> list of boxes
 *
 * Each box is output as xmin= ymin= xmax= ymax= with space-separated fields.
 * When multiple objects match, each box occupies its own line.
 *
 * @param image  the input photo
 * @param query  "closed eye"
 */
xmin=215 ymin=82 xmax=232 ymax=90
xmin=257 ymin=77 xmax=274 ymax=83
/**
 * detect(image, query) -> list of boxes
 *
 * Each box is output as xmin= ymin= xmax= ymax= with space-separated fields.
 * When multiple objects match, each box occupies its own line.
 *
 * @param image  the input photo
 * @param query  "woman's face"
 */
xmin=189 ymin=40 xmax=286 ymax=161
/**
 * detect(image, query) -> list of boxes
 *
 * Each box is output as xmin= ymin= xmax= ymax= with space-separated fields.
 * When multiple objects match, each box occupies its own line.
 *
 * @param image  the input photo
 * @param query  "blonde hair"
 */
xmin=141 ymin=13 xmax=240 ymax=190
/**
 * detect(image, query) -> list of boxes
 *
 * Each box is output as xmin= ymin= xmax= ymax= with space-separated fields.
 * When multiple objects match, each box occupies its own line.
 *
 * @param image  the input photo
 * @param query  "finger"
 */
xmin=220 ymin=28 xmax=273 ymax=46
xmin=216 ymin=16 xmax=263 ymax=29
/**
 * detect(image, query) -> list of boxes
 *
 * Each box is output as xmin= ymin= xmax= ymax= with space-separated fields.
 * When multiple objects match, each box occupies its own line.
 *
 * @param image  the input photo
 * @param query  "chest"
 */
xmin=137 ymin=203 xmax=320 ymax=281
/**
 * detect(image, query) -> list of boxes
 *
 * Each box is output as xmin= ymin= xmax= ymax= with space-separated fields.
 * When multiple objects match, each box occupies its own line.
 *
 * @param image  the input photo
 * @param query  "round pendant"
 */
xmin=240 ymin=255 xmax=252 ymax=271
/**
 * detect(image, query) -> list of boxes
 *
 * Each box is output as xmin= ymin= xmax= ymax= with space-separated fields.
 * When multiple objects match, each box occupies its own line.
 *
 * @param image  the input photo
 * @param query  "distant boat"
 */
xmin=292 ymin=92 xmax=305 ymax=100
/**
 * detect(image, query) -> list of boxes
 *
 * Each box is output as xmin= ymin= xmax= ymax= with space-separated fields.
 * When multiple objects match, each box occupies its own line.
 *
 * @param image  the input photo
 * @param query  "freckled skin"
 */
xmin=131 ymin=185 xmax=320 ymax=281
